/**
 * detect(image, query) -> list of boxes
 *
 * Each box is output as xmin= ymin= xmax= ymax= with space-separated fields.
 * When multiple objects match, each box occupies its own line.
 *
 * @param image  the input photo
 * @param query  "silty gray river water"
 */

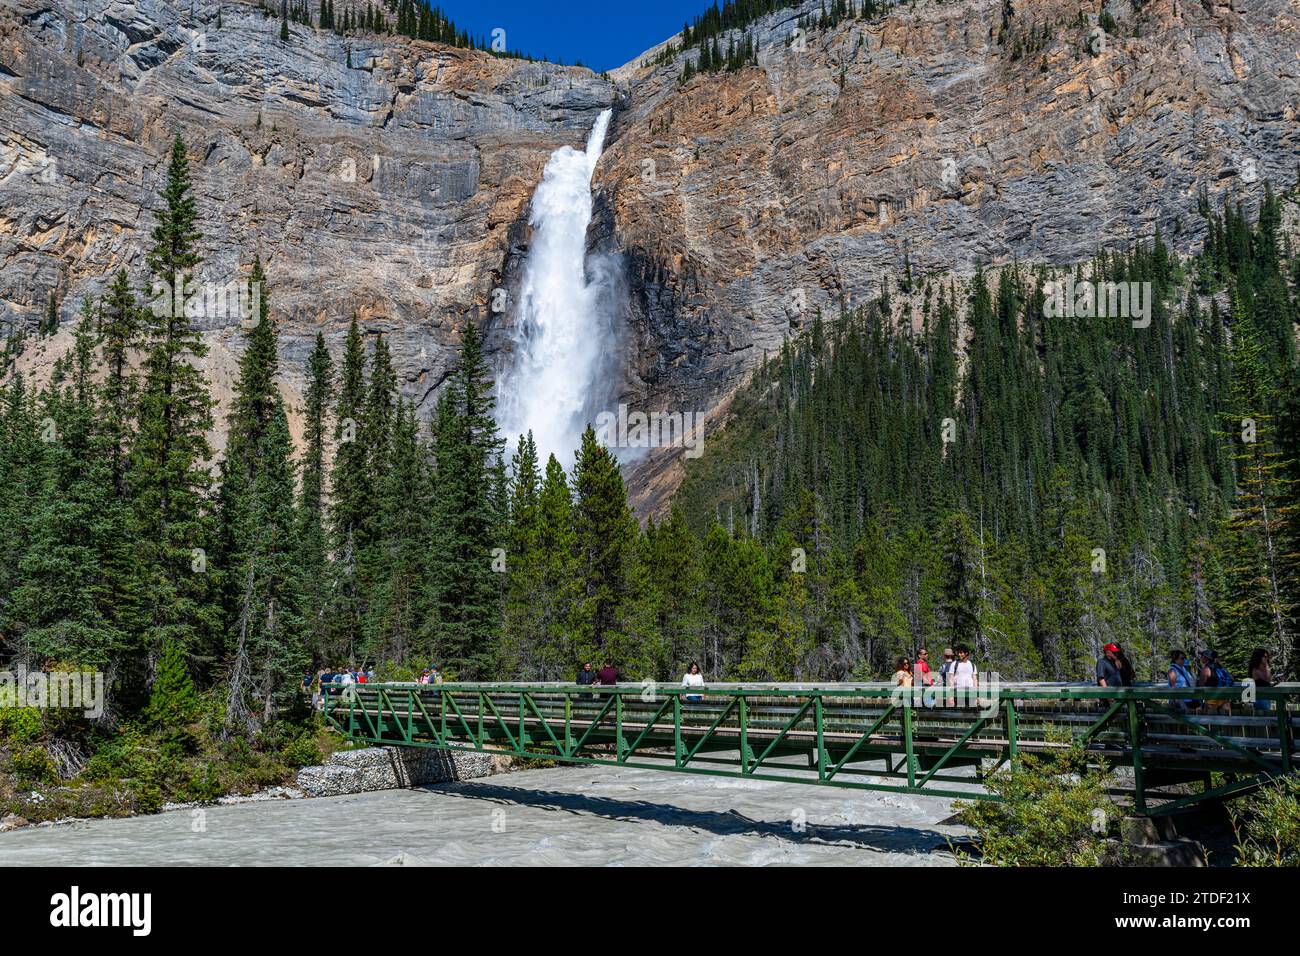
xmin=0 ymin=763 xmax=972 ymax=866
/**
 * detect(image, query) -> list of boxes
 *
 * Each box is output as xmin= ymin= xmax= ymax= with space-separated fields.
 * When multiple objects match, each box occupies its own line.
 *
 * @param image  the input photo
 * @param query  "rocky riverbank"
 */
xmin=0 ymin=745 xmax=506 ymax=832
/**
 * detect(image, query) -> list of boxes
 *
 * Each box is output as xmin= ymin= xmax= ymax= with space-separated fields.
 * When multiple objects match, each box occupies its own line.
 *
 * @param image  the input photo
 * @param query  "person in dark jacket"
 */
xmin=576 ymin=662 xmax=596 ymax=700
xmin=1096 ymin=643 xmax=1133 ymax=687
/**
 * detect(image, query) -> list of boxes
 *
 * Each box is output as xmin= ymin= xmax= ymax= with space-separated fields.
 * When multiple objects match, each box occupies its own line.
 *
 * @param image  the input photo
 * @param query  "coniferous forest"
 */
xmin=1 ymin=137 xmax=1299 ymax=813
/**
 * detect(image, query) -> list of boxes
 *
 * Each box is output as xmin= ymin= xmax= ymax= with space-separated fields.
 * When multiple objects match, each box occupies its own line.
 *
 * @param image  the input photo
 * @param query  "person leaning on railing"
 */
xmin=1249 ymin=649 xmax=1275 ymax=712
xmin=1196 ymin=649 xmax=1234 ymax=715
xmin=576 ymin=662 xmax=596 ymax=700
xmin=682 ymin=662 xmax=705 ymax=702
xmin=1167 ymin=650 xmax=1198 ymax=713
xmin=1096 ymin=643 xmax=1134 ymax=688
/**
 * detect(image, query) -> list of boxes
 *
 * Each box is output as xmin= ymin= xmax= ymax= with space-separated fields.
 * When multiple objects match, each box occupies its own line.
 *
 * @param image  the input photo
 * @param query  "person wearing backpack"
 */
xmin=938 ymin=648 xmax=955 ymax=685
xmin=1197 ymin=649 xmax=1233 ymax=714
xmin=949 ymin=645 xmax=978 ymax=701
xmin=1197 ymin=649 xmax=1233 ymax=687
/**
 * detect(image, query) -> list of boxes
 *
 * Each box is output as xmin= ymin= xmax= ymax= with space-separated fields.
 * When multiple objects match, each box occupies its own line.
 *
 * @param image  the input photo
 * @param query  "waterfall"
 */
xmin=497 ymin=109 xmax=621 ymax=467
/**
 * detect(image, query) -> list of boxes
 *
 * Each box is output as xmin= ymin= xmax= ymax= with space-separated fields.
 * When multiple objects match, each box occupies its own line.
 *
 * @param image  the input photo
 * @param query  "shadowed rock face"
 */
xmin=3 ymin=0 xmax=1298 ymax=513
xmin=600 ymin=0 xmax=1300 ymax=512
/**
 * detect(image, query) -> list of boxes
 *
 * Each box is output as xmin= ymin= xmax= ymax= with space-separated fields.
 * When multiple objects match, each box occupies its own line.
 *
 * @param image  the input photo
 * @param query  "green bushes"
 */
xmin=0 ymin=707 xmax=44 ymax=745
xmin=18 ymin=710 xmax=325 ymax=822
xmin=81 ymin=725 xmax=158 ymax=783
xmin=4 ymin=665 xmax=325 ymax=822
xmin=1231 ymin=776 xmax=1300 ymax=866
xmin=279 ymin=731 xmax=323 ymax=768
xmin=956 ymin=742 xmax=1118 ymax=866
xmin=10 ymin=745 xmax=57 ymax=784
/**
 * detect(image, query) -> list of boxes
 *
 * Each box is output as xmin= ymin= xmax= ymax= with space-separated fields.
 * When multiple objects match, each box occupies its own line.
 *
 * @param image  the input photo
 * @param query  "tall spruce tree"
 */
xmin=128 ymin=133 xmax=219 ymax=685
xmin=532 ymin=452 xmax=579 ymax=677
xmin=10 ymin=310 xmax=124 ymax=673
xmin=366 ymin=399 xmax=432 ymax=665
xmin=501 ymin=431 xmax=545 ymax=676
xmin=219 ymin=257 xmax=308 ymax=734
xmin=426 ymin=322 xmax=504 ymax=678
xmin=98 ymin=270 xmax=143 ymax=496
xmin=298 ymin=331 xmax=333 ymax=661
xmin=571 ymin=425 xmax=640 ymax=663
xmin=326 ymin=316 xmax=368 ymax=663
xmin=1217 ymin=314 xmax=1298 ymax=675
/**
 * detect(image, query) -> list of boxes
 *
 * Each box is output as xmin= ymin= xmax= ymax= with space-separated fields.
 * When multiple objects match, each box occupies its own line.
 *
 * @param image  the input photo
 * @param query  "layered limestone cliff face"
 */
xmin=2 ymin=0 xmax=1298 ymax=510
xmin=602 ymin=0 xmax=1300 ymax=511
xmin=0 ymin=0 xmax=614 ymax=452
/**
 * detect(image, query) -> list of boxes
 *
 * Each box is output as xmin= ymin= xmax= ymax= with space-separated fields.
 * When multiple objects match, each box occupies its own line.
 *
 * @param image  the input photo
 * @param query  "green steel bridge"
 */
xmin=322 ymin=680 xmax=1300 ymax=816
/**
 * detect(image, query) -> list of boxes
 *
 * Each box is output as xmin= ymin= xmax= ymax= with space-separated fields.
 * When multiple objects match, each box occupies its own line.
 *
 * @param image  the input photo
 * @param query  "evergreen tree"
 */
xmin=219 ymin=257 xmax=307 ymax=735
xmin=326 ymin=316 xmax=368 ymax=663
xmin=128 ymin=133 xmax=219 ymax=685
xmin=145 ymin=637 xmax=200 ymax=751
xmin=10 ymin=310 xmax=125 ymax=673
xmin=1217 ymin=316 xmax=1298 ymax=674
xmin=500 ymin=432 xmax=545 ymax=676
xmin=571 ymin=425 xmax=640 ymax=663
xmin=367 ymin=399 xmax=432 ymax=664
xmin=298 ymin=332 xmax=333 ymax=661
xmin=426 ymin=322 xmax=504 ymax=678
xmin=98 ymin=270 xmax=143 ymax=496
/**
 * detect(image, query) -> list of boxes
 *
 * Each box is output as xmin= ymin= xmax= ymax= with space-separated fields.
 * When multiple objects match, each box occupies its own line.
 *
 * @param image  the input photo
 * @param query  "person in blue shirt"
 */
xmin=1167 ymin=649 xmax=1197 ymax=712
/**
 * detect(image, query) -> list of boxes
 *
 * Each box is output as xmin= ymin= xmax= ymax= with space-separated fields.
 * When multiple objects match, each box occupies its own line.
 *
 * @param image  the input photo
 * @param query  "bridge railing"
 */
xmin=320 ymin=681 xmax=1299 ymax=815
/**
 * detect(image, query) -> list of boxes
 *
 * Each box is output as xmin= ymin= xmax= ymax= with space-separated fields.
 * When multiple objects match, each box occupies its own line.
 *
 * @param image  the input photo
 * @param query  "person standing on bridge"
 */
xmin=1197 ymin=649 xmax=1234 ymax=714
xmin=1168 ymin=650 xmax=1197 ymax=712
xmin=576 ymin=662 xmax=596 ymax=699
xmin=597 ymin=661 xmax=619 ymax=686
xmin=1249 ymin=649 xmax=1275 ymax=712
xmin=1096 ymin=643 xmax=1132 ymax=688
xmin=949 ymin=645 xmax=978 ymax=690
xmin=915 ymin=648 xmax=934 ymax=686
xmin=682 ymin=662 xmax=705 ymax=702
xmin=892 ymin=657 xmax=914 ymax=687
xmin=938 ymin=648 xmax=956 ymax=686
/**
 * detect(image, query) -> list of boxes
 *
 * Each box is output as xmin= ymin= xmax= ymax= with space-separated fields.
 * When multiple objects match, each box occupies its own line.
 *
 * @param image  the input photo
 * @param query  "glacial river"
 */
xmin=0 ymin=764 xmax=971 ymax=866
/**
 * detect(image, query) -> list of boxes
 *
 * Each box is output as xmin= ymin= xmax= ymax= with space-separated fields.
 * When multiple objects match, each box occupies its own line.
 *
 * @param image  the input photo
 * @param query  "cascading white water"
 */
xmin=497 ymin=109 xmax=620 ymax=466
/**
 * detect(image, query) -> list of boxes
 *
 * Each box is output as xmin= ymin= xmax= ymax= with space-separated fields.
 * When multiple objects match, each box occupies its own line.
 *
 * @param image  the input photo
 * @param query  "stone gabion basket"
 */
xmin=297 ymin=747 xmax=495 ymax=798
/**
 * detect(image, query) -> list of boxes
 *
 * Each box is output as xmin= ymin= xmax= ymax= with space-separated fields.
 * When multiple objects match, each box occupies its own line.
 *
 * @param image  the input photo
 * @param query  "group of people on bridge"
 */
xmin=575 ymin=661 xmax=707 ymax=701
xmin=309 ymin=644 xmax=1280 ymax=714
xmin=891 ymin=646 xmax=979 ymax=689
xmin=888 ymin=642 xmax=1279 ymax=713
xmin=1098 ymin=642 xmax=1277 ymax=709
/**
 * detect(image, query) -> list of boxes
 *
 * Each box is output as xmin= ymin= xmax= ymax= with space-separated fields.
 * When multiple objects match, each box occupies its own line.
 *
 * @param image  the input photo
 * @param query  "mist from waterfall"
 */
xmin=497 ymin=109 xmax=622 ymax=468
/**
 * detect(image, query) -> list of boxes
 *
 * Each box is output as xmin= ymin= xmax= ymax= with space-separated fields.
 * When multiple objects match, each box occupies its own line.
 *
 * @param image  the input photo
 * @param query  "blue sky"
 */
xmin=436 ymin=1 xmax=708 ymax=72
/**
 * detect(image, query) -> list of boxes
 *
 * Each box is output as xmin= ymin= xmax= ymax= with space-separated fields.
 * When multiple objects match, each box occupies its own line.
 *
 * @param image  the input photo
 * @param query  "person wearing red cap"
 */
xmin=1096 ymin=643 xmax=1133 ymax=687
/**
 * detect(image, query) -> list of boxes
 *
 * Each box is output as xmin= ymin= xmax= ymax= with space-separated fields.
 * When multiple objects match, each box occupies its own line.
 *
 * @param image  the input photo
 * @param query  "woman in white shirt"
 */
xmin=682 ymin=662 xmax=705 ymax=702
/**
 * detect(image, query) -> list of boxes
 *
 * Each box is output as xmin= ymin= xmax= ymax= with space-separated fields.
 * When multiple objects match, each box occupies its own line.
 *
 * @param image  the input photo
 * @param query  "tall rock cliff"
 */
xmin=601 ymin=0 xmax=1300 ymax=510
xmin=2 ymin=0 xmax=1298 ymax=506
xmin=0 ymin=0 xmax=614 ymax=452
